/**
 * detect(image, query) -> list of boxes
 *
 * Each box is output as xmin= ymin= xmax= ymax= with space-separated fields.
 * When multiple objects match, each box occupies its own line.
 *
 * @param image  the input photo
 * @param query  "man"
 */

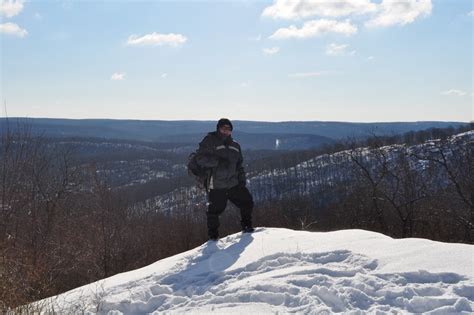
xmin=195 ymin=118 xmax=255 ymax=241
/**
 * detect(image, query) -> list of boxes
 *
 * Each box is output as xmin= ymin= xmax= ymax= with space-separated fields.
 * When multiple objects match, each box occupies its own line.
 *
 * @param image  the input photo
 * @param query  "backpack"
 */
xmin=187 ymin=152 xmax=210 ymax=189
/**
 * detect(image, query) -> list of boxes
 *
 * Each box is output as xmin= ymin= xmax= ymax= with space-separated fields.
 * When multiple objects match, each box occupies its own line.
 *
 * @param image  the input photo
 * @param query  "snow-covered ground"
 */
xmin=32 ymin=228 xmax=473 ymax=314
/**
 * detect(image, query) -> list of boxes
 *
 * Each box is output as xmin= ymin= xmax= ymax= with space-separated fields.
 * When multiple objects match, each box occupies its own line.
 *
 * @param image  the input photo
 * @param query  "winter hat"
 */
xmin=216 ymin=118 xmax=233 ymax=131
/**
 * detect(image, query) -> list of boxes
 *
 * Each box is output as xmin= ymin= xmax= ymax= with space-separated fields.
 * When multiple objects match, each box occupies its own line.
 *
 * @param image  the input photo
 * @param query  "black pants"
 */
xmin=207 ymin=185 xmax=254 ymax=237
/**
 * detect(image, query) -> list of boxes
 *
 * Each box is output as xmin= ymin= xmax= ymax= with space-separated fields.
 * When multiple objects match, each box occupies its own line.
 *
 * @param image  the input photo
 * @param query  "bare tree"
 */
xmin=348 ymin=143 xmax=389 ymax=233
xmin=411 ymin=134 xmax=473 ymax=241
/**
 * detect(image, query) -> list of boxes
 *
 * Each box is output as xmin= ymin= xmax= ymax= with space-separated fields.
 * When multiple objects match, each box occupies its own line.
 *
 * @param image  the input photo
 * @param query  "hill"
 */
xmin=30 ymin=228 xmax=473 ymax=314
xmin=0 ymin=118 xmax=465 ymax=143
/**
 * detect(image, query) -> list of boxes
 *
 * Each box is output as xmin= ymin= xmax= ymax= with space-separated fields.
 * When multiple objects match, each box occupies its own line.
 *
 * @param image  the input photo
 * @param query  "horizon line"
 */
xmin=0 ymin=116 xmax=471 ymax=124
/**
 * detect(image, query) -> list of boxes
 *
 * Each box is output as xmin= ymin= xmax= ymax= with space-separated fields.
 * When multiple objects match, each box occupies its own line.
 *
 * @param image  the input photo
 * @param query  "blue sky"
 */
xmin=1 ymin=0 xmax=472 ymax=122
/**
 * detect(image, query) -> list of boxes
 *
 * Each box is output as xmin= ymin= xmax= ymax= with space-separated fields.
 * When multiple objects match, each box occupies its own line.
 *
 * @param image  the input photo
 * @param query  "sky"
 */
xmin=0 ymin=0 xmax=472 ymax=122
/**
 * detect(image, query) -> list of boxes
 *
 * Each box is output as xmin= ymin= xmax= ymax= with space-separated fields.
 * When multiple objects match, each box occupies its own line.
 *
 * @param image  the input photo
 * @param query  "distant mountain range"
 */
xmin=0 ymin=118 xmax=466 ymax=150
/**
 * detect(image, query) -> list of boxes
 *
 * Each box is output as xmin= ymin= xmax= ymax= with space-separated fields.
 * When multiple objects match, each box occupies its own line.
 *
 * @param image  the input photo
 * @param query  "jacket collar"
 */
xmin=209 ymin=131 xmax=233 ymax=144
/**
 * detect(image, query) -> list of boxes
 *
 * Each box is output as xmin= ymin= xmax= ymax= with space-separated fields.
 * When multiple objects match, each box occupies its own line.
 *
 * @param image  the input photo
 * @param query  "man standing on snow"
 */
xmin=195 ymin=118 xmax=254 ymax=241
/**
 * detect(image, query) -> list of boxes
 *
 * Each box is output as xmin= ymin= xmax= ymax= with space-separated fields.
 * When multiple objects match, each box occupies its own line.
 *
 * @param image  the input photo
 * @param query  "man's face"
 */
xmin=218 ymin=125 xmax=232 ymax=137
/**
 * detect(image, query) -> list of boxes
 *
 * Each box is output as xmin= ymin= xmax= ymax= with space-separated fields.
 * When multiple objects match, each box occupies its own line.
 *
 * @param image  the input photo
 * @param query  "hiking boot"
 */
xmin=208 ymin=230 xmax=219 ymax=241
xmin=242 ymin=226 xmax=255 ymax=233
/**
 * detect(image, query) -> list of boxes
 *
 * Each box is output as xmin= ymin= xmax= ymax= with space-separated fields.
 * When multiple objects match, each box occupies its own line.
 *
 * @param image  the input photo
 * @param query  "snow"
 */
xmin=32 ymin=228 xmax=473 ymax=314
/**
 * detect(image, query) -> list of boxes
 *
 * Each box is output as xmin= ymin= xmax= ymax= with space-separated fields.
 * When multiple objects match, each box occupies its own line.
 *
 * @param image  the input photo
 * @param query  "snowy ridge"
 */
xmin=146 ymin=131 xmax=472 ymax=212
xmin=250 ymin=131 xmax=473 ymax=200
xmin=32 ymin=228 xmax=473 ymax=314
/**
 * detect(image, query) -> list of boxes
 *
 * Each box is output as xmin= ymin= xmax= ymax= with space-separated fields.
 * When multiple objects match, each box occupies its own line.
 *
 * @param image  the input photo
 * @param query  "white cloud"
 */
xmin=366 ymin=0 xmax=432 ymax=28
xmin=263 ymin=47 xmax=280 ymax=55
xmin=34 ymin=12 xmax=42 ymax=20
xmin=0 ymin=0 xmax=24 ymax=18
xmin=367 ymin=55 xmax=375 ymax=60
xmin=269 ymin=19 xmax=357 ymax=40
xmin=61 ymin=0 xmax=74 ymax=10
xmin=0 ymin=22 xmax=27 ymax=37
xmin=111 ymin=72 xmax=125 ymax=81
xmin=289 ymin=71 xmax=326 ymax=78
xmin=262 ymin=0 xmax=376 ymax=19
xmin=468 ymin=11 xmax=474 ymax=17
xmin=50 ymin=31 xmax=70 ymax=41
xmin=441 ymin=89 xmax=466 ymax=97
xmin=326 ymin=43 xmax=356 ymax=56
xmin=161 ymin=73 xmax=168 ymax=79
xmin=127 ymin=32 xmax=187 ymax=47
xmin=249 ymin=34 xmax=262 ymax=41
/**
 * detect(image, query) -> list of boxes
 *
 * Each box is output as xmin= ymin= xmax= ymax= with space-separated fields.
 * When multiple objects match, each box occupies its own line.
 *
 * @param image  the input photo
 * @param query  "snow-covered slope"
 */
xmin=148 ymin=131 xmax=473 ymax=213
xmin=32 ymin=228 xmax=473 ymax=314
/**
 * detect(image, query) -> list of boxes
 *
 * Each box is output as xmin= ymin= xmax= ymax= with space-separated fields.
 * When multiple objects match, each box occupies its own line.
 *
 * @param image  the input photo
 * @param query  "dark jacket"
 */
xmin=195 ymin=131 xmax=246 ymax=189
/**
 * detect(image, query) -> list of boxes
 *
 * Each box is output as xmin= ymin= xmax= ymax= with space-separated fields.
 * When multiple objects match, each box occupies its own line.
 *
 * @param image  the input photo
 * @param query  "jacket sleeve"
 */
xmin=236 ymin=150 xmax=246 ymax=184
xmin=195 ymin=136 xmax=219 ymax=168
